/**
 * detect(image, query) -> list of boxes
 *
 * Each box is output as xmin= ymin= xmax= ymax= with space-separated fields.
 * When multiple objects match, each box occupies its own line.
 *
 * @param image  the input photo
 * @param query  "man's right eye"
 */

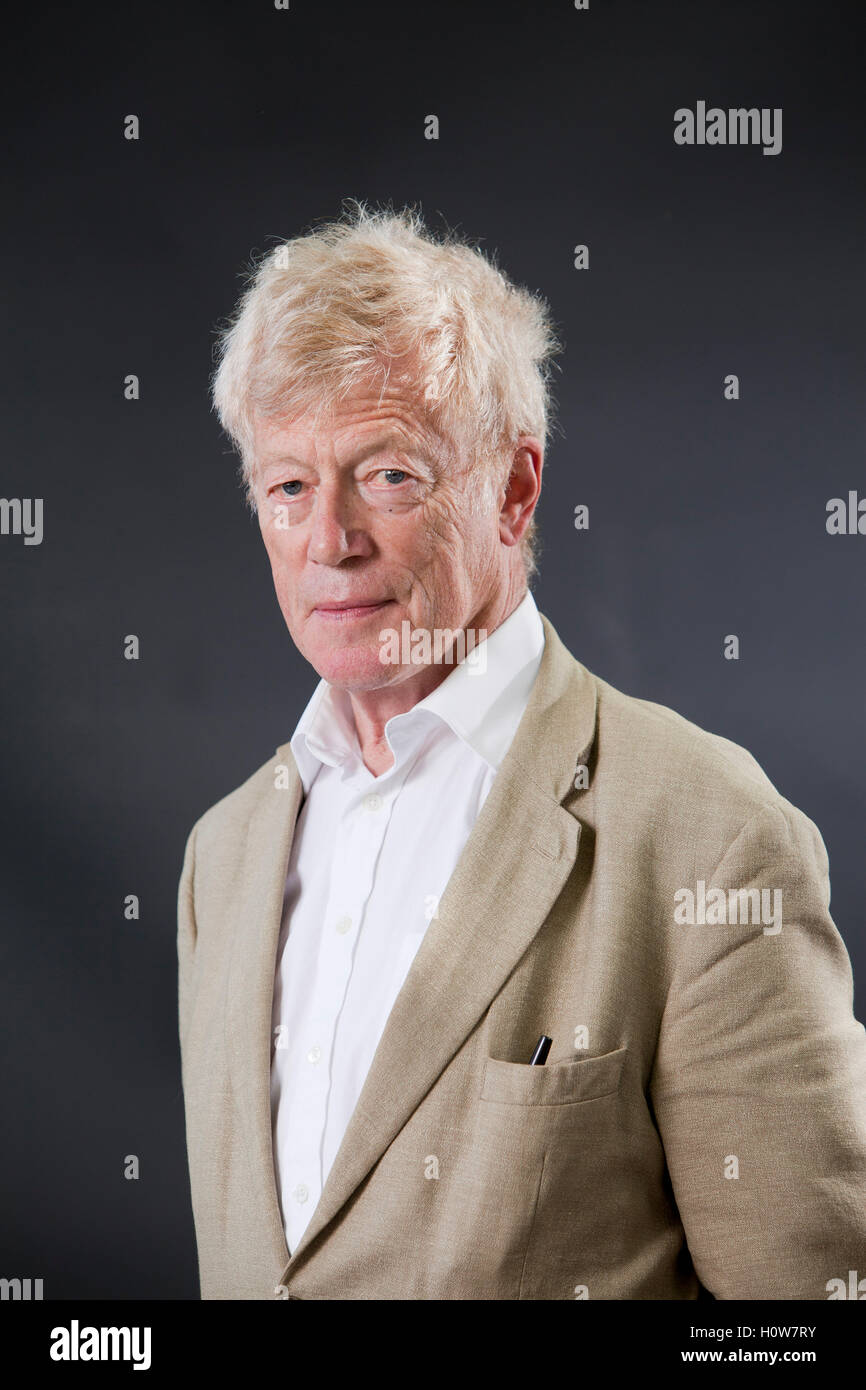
xmin=281 ymin=481 xmax=303 ymax=497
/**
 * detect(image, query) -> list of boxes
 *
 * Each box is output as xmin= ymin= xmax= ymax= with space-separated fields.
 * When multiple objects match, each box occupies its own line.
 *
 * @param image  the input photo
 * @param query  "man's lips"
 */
xmin=311 ymin=599 xmax=394 ymax=620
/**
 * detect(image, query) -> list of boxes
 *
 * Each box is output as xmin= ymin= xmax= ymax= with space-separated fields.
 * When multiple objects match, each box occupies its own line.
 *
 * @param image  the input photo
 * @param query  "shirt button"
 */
xmin=335 ymin=915 xmax=352 ymax=935
xmin=307 ymin=1045 xmax=322 ymax=1064
xmin=293 ymin=1184 xmax=309 ymax=1204
xmin=362 ymin=793 xmax=383 ymax=813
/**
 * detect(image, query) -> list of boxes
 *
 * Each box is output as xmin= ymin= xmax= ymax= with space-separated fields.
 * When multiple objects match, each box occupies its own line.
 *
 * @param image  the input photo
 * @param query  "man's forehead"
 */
xmin=252 ymin=393 xmax=448 ymax=466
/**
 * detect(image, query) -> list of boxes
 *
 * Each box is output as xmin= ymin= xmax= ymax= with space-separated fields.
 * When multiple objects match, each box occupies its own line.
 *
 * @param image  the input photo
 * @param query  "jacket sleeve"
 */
xmin=177 ymin=820 xmax=199 ymax=1064
xmin=650 ymin=800 xmax=866 ymax=1299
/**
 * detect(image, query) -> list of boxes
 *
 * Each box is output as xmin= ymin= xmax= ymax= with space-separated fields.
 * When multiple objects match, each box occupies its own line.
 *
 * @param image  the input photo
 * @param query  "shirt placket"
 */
xmin=283 ymin=736 xmax=425 ymax=1253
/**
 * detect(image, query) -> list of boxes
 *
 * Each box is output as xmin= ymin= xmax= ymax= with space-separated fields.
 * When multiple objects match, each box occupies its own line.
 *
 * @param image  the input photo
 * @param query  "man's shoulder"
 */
xmin=584 ymin=666 xmax=811 ymax=848
xmin=187 ymin=744 xmax=294 ymax=856
xmin=542 ymin=618 xmax=789 ymax=829
xmin=595 ymin=672 xmax=767 ymax=787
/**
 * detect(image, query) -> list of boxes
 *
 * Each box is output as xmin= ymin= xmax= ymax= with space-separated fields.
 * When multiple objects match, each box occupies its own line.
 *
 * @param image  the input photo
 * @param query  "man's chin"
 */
xmin=304 ymin=644 xmax=410 ymax=693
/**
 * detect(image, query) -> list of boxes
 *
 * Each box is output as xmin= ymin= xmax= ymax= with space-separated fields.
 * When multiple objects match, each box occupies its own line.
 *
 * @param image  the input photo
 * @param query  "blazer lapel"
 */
xmin=283 ymin=615 xmax=598 ymax=1269
xmin=225 ymin=759 xmax=303 ymax=1273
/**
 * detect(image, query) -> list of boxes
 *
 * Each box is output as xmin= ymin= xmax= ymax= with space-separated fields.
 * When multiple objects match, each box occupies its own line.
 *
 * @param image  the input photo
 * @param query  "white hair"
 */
xmin=211 ymin=200 xmax=561 ymax=578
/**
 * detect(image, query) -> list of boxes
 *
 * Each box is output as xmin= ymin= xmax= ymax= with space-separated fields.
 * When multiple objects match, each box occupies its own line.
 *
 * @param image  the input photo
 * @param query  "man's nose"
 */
xmin=306 ymin=482 xmax=372 ymax=565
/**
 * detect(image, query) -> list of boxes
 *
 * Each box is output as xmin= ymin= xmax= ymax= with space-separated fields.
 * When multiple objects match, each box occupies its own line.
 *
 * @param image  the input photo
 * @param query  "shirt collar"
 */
xmin=289 ymin=590 xmax=546 ymax=792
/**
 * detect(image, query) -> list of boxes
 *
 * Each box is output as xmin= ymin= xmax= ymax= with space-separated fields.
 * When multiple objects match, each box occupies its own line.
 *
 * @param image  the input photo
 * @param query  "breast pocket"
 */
xmin=480 ymin=1046 xmax=628 ymax=1107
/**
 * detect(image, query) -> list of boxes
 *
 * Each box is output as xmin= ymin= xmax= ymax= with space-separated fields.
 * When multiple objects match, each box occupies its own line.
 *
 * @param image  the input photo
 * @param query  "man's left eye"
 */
xmin=382 ymin=469 xmax=406 ymax=484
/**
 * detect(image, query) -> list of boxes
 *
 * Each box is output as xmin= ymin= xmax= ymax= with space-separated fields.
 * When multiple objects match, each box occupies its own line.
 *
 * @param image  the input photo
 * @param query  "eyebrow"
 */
xmin=260 ymin=434 xmax=439 ymax=476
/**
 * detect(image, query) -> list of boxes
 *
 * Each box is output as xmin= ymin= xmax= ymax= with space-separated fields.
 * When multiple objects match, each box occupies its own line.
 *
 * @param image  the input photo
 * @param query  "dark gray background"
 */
xmin=1 ymin=0 xmax=863 ymax=1298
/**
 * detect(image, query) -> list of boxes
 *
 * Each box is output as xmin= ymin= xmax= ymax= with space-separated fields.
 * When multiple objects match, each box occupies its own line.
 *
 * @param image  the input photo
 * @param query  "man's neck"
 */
xmin=348 ymin=577 xmax=527 ymax=777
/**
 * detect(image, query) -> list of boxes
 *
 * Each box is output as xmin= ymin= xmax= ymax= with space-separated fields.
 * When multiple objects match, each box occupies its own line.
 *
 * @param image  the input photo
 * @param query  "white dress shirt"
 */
xmin=269 ymin=591 xmax=546 ymax=1253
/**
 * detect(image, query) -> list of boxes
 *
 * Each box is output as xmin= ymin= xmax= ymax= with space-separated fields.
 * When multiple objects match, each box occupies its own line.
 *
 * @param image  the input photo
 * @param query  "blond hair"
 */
xmin=211 ymin=200 xmax=561 ymax=579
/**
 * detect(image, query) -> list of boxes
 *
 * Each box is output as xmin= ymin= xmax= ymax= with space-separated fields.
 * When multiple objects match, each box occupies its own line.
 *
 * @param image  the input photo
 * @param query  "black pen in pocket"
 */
xmin=529 ymin=1034 xmax=552 ymax=1065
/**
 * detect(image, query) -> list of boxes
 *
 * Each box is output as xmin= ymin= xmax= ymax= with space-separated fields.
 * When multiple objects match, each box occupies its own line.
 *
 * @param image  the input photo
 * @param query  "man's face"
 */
xmin=251 ymin=371 xmax=507 ymax=691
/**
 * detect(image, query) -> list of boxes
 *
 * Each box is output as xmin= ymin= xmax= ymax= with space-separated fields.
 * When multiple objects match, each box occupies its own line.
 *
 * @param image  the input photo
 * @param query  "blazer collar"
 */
xmin=225 ymin=613 xmax=598 ymax=1282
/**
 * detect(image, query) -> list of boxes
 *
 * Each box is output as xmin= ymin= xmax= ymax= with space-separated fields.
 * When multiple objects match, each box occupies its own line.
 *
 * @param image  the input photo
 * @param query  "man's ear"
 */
xmin=499 ymin=437 xmax=543 ymax=547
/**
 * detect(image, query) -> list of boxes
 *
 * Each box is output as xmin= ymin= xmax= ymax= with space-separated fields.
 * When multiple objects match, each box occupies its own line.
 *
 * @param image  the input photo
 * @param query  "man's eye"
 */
xmin=281 ymin=480 xmax=303 ymax=497
xmin=382 ymin=469 xmax=406 ymax=484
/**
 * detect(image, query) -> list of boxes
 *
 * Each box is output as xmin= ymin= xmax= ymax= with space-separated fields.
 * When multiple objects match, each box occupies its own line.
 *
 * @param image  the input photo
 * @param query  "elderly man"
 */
xmin=177 ymin=203 xmax=866 ymax=1301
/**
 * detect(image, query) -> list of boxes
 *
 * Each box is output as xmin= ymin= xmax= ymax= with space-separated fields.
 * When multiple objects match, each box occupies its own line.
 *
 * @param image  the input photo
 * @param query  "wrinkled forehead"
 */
xmin=249 ymin=369 xmax=461 ymax=474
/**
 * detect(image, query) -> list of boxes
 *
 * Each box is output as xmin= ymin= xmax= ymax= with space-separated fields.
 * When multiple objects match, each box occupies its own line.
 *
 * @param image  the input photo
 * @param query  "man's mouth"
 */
xmin=311 ymin=599 xmax=394 ymax=621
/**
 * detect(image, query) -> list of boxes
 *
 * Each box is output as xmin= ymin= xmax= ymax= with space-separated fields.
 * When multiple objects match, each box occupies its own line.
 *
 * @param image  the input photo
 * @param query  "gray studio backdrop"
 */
xmin=1 ymin=0 xmax=862 ymax=1297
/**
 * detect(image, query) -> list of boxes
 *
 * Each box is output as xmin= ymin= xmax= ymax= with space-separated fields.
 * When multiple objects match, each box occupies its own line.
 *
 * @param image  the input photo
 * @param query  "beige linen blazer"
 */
xmin=177 ymin=614 xmax=866 ymax=1299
